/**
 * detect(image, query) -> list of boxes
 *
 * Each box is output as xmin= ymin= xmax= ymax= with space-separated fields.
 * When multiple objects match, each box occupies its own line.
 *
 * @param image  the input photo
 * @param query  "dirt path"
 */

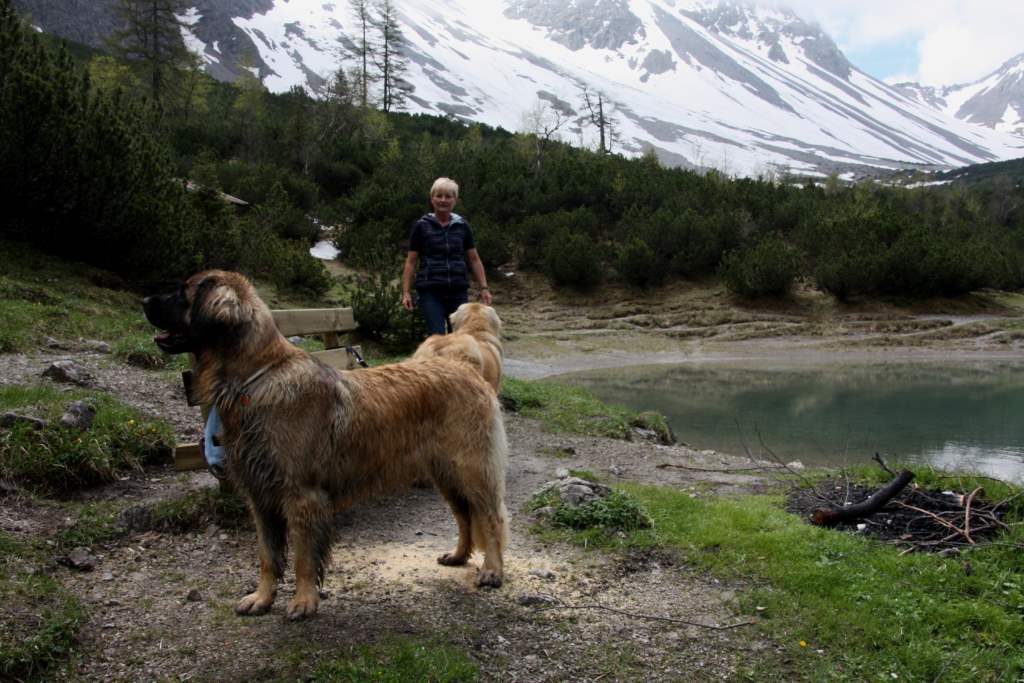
xmin=2 ymin=348 xmax=773 ymax=682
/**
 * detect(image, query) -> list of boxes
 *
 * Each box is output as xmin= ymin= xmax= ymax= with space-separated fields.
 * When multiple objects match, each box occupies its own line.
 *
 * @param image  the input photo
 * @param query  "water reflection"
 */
xmin=555 ymin=361 xmax=1024 ymax=483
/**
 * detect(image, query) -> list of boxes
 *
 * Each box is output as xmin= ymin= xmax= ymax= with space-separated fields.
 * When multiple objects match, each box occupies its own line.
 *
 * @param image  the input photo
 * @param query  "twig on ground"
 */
xmin=896 ymin=501 xmax=974 ymax=544
xmin=534 ymin=594 xmax=755 ymax=631
xmin=873 ymin=452 xmax=896 ymax=476
xmin=655 ymin=463 xmax=784 ymax=473
xmin=963 ymin=487 xmax=983 ymax=545
xmin=749 ymin=425 xmax=828 ymax=501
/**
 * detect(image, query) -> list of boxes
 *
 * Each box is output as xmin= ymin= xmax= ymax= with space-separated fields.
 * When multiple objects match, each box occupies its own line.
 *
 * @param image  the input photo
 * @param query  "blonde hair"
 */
xmin=430 ymin=177 xmax=459 ymax=199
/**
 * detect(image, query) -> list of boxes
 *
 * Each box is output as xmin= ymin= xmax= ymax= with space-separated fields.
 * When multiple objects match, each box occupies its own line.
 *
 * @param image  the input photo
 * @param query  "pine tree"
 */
xmin=373 ymin=0 xmax=410 ymax=113
xmin=107 ymin=0 xmax=191 ymax=107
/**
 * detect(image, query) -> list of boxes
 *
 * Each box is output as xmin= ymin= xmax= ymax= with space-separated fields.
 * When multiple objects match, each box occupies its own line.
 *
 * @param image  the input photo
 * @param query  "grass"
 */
xmin=308 ymin=639 xmax=478 ymax=682
xmin=147 ymin=486 xmax=250 ymax=532
xmin=0 ymin=531 xmax=84 ymax=681
xmin=57 ymin=501 xmax=124 ymax=548
xmin=0 ymin=240 xmax=183 ymax=370
xmin=501 ymin=376 xmax=645 ymax=439
xmin=0 ymin=384 xmax=174 ymax=493
xmin=534 ymin=471 xmax=1024 ymax=681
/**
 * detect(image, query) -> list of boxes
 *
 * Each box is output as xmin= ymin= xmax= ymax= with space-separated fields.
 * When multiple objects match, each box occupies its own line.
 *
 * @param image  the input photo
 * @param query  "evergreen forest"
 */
xmin=3 ymin=0 xmax=1024 ymax=303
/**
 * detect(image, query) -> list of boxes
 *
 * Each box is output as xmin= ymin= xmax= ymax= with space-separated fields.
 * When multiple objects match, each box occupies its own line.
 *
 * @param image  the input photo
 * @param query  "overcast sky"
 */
xmin=776 ymin=0 xmax=1024 ymax=86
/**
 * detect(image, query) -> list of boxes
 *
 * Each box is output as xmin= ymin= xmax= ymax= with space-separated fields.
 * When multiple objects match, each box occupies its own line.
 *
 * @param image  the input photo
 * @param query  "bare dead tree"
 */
xmin=348 ymin=0 xmax=375 ymax=107
xmin=579 ymin=85 xmax=617 ymax=154
xmin=519 ymin=99 xmax=571 ymax=172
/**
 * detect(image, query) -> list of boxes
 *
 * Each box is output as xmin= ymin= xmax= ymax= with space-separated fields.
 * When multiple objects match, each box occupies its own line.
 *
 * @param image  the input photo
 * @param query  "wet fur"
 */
xmin=143 ymin=271 xmax=508 ymax=620
xmin=411 ymin=303 xmax=503 ymax=392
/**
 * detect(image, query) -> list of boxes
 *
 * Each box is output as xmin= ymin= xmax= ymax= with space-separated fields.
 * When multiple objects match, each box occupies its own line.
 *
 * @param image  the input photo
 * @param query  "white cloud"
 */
xmin=771 ymin=0 xmax=1024 ymax=86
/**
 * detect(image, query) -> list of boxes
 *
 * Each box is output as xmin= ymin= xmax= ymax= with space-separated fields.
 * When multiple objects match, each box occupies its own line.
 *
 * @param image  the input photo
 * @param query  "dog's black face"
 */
xmin=143 ymin=285 xmax=194 ymax=354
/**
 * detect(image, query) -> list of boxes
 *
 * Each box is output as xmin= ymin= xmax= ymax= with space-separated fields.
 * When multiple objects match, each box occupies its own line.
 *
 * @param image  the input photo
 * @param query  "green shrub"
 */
xmin=347 ymin=270 xmax=402 ymax=341
xmin=719 ymin=233 xmax=803 ymax=297
xmin=543 ymin=228 xmax=603 ymax=289
xmin=253 ymin=181 xmax=317 ymax=243
xmin=813 ymin=245 xmax=887 ymax=301
xmin=268 ymin=241 xmax=333 ymax=297
xmin=0 ymin=386 xmax=174 ymax=493
xmin=614 ymin=237 xmax=665 ymax=287
xmin=471 ymin=215 xmax=514 ymax=270
xmin=529 ymin=488 xmax=652 ymax=532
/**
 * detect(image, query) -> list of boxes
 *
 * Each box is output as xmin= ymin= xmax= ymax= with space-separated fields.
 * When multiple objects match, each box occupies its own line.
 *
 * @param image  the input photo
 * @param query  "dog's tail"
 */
xmin=476 ymin=396 xmax=509 ymax=553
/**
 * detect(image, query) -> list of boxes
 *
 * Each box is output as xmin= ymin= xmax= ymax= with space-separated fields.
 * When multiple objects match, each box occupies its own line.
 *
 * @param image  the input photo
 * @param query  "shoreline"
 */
xmin=505 ymin=346 xmax=1024 ymax=380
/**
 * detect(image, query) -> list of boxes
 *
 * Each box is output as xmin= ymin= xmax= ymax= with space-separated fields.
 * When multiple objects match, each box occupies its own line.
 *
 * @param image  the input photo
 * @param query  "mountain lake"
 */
xmin=554 ymin=359 xmax=1024 ymax=483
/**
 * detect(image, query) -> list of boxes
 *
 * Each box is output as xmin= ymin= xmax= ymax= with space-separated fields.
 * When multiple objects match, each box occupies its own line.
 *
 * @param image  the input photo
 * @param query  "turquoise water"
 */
xmin=555 ymin=361 xmax=1024 ymax=483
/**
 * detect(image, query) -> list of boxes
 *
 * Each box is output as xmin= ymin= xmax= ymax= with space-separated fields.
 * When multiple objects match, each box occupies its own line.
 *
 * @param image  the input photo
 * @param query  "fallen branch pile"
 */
xmin=787 ymin=478 xmax=1011 ymax=553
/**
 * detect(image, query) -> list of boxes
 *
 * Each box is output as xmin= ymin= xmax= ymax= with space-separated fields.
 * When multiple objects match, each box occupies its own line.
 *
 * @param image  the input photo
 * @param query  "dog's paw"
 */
xmin=437 ymin=551 xmax=469 ymax=566
xmin=235 ymin=591 xmax=274 ymax=616
xmin=286 ymin=593 xmax=320 ymax=621
xmin=475 ymin=569 xmax=503 ymax=588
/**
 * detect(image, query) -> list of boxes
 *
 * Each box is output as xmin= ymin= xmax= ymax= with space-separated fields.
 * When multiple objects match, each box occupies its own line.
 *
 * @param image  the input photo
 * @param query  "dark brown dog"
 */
xmin=143 ymin=271 xmax=508 ymax=620
xmin=411 ymin=303 xmax=503 ymax=392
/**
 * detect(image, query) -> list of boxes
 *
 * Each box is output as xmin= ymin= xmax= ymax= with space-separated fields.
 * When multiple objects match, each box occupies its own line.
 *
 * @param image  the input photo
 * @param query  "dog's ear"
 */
xmin=189 ymin=274 xmax=255 ymax=342
xmin=487 ymin=307 xmax=502 ymax=333
xmin=449 ymin=304 xmax=468 ymax=329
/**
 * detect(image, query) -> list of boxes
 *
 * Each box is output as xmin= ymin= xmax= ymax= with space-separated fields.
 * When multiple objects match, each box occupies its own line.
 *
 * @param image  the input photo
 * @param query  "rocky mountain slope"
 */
xmin=894 ymin=52 xmax=1024 ymax=139
xmin=13 ymin=0 xmax=1024 ymax=176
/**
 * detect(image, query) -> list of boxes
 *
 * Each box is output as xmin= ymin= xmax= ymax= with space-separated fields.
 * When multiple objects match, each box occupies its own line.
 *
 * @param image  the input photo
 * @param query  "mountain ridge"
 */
xmin=12 ymin=0 xmax=1023 ymax=176
xmin=894 ymin=52 xmax=1024 ymax=139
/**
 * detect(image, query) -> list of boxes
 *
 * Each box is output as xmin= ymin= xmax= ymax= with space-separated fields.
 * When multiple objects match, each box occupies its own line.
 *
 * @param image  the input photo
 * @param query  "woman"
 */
xmin=401 ymin=177 xmax=492 ymax=335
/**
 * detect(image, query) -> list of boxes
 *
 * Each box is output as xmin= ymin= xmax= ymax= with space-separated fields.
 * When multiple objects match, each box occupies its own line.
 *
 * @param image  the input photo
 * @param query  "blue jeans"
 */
xmin=416 ymin=288 xmax=468 ymax=335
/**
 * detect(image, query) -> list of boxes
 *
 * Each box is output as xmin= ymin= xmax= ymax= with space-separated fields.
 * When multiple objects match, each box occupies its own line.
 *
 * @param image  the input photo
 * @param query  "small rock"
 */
xmin=287 ymin=336 xmax=304 ymax=344
xmin=80 ymin=338 xmax=113 ymax=354
xmin=45 ymin=336 xmax=69 ymax=349
xmin=609 ymin=465 xmax=623 ymax=476
xmin=117 ymin=505 xmax=154 ymax=533
xmin=42 ymin=360 xmax=93 ymax=386
xmin=0 ymin=412 xmax=48 ymax=430
xmin=185 ymin=589 xmax=203 ymax=603
xmin=528 ymin=568 xmax=556 ymax=580
xmin=531 ymin=506 xmax=554 ymax=519
xmin=786 ymin=460 xmax=805 ymax=470
xmin=558 ymin=446 xmax=576 ymax=456
xmin=62 ymin=547 xmax=97 ymax=571
xmin=555 ymin=468 xmax=570 ymax=479
xmin=516 ymin=593 xmax=556 ymax=606
xmin=59 ymin=401 xmax=96 ymax=431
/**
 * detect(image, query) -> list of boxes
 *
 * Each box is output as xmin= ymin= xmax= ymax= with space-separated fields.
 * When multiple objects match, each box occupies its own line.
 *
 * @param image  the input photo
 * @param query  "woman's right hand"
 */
xmin=401 ymin=292 xmax=414 ymax=311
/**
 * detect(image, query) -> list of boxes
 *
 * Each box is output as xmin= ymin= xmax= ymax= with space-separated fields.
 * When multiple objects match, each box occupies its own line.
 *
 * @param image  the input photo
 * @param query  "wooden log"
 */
xmin=812 ymin=469 xmax=915 ymax=527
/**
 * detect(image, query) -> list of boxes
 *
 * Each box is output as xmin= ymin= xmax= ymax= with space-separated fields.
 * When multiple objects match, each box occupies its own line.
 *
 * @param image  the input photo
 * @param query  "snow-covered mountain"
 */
xmin=894 ymin=53 xmax=1024 ymax=140
xmin=13 ymin=0 xmax=1024 ymax=176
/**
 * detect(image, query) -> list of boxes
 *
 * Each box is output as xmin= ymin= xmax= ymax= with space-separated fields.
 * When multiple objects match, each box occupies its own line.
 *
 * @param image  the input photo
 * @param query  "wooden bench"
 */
xmin=174 ymin=307 xmax=360 ymax=472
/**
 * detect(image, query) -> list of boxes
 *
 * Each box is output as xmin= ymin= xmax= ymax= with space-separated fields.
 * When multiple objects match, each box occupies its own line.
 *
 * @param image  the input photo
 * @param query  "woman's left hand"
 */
xmin=480 ymin=288 xmax=493 ymax=306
